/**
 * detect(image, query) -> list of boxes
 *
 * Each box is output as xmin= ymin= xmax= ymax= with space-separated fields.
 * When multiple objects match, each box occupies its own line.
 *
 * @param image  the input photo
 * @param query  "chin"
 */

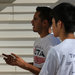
xmin=33 ymin=29 xmax=37 ymax=32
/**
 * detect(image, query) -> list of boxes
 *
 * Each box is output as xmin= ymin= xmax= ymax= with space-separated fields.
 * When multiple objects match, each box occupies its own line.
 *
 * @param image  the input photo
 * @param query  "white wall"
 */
xmin=0 ymin=0 xmax=75 ymax=75
xmin=0 ymin=0 xmax=58 ymax=75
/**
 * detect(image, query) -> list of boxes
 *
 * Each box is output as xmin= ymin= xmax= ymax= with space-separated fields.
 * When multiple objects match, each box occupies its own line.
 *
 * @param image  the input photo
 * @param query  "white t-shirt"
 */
xmin=39 ymin=39 xmax=75 ymax=75
xmin=33 ymin=34 xmax=61 ymax=68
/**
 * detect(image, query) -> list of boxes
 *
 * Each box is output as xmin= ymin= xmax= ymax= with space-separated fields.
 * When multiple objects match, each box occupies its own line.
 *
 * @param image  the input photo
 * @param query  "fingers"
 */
xmin=3 ymin=54 xmax=16 ymax=66
xmin=2 ymin=53 xmax=8 ymax=58
xmin=4 ymin=57 xmax=16 ymax=66
xmin=11 ymin=53 xmax=19 ymax=58
xmin=2 ymin=53 xmax=16 ymax=62
xmin=2 ymin=53 xmax=18 ymax=59
xmin=2 ymin=53 xmax=14 ymax=59
xmin=2 ymin=53 xmax=18 ymax=66
xmin=3 ymin=57 xmax=9 ymax=63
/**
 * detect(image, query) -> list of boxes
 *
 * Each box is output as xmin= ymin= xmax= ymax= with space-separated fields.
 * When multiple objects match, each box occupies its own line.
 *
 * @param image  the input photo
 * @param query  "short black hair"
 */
xmin=36 ymin=7 xmax=52 ymax=27
xmin=52 ymin=2 xmax=75 ymax=34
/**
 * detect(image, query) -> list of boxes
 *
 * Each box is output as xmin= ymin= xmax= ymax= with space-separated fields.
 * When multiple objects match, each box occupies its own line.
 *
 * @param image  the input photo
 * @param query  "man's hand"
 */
xmin=2 ymin=53 xmax=40 ymax=74
xmin=2 ymin=53 xmax=27 ymax=68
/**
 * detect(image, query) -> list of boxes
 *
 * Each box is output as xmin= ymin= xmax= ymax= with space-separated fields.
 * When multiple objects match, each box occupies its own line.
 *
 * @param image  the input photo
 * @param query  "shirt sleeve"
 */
xmin=39 ymin=48 xmax=59 ymax=75
xmin=44 ymin=45 xmax=53 ymax=58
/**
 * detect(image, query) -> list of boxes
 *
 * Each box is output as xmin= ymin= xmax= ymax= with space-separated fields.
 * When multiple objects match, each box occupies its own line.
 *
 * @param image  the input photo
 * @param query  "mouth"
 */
xmin=32 ymin=24 xmax=34 ymax=27
xmin=32 ymin=24 xmax=33 ymax=26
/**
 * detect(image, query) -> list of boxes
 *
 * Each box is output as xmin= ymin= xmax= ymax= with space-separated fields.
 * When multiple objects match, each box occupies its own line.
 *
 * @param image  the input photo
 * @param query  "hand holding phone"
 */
xmin=2 ymin=53 xmax=16 ymax=59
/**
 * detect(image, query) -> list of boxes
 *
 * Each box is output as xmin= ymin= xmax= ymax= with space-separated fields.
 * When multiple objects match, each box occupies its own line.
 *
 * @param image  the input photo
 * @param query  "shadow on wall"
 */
xmin=0 ymin=0 xmax=16 ymax=11
xmin=51 ymin=0 xmax=75 ymax=8
xmin=0 ymin=0 xmax=75 ymax=11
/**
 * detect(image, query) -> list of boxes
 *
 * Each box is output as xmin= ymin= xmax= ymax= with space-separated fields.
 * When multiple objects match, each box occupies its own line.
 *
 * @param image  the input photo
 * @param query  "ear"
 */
xmin=42 ymin=20 xmax=49 ymax=27
xmin=57 ymin=20 xmax=63 ymax=29
xmin=48 ymin=27 xmax=51 ymax=33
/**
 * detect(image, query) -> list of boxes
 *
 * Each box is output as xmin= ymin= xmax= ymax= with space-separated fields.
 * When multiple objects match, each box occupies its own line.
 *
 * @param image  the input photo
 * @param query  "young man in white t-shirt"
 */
xmin=2 ymin=7 xmax=60 ymax=75
xmin=39 ymin=3 xmax=75 ymax=75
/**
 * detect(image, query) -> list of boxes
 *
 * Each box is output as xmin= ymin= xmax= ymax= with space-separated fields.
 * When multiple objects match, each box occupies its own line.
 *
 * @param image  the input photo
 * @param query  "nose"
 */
xmin=31 ymin=19 xmax=33 ymax=24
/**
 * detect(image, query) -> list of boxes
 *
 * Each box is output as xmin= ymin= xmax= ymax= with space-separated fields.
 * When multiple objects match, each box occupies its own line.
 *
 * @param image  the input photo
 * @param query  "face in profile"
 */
xmin=31 ymin=11 xmax=42 ymax=33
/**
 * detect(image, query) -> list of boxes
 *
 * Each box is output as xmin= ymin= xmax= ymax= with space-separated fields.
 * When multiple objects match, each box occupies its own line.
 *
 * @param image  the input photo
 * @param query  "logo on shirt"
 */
xmin=34 ymin=47 xmax=45 ymax=64
xmin=34 ymin=49 xmax=45 ymax=57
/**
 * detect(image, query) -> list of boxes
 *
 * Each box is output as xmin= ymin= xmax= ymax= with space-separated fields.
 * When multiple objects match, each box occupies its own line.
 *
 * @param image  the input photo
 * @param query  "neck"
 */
xmin=60 ymin=33 xmax=75 ymax=41
xmin=39 ymin=31 xmax=49 ymax=38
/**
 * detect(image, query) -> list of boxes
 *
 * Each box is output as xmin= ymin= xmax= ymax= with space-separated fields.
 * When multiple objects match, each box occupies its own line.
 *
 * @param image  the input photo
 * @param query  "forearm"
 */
xmin=26 ymin=63 xmax=40 ymax=75
xmin=18 ymin=62 xmax=40 ymax=75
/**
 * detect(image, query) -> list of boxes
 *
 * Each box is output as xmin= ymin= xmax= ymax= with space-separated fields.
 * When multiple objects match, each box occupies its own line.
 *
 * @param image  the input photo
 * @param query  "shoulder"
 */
xmin=50 ymin=40 xmax=68 ymax=55
xmin=34 ymin=38 xmax=41 ymax=45
xmin=44 ymin=34 xmax=61 ymax=45
xmin=49 ymin=34 xmax=61 ymax=41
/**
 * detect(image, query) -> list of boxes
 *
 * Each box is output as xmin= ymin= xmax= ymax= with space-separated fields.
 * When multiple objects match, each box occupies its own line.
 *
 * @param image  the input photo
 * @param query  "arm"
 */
xmin=18 ymin=60 xmax=41 ymax=75
xmin=23 ymin=62 xmax=41 ymax=75
xmin=39 ymin=48 xmax=58 ymax=75
xmin=2 ymin=53 xmax=40 ymax=75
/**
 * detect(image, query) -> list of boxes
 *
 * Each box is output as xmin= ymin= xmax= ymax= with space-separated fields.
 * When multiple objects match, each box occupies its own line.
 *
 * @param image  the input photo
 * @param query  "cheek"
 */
xmin=36 ymin=22 xmax=42 ymax=28
xmin=34 ymin=23 xmax=41 ymax=31
xmin=35 ymin=21 xmax=40 ymax=26
xmin=52 ymin=25 xmax=55 ymax=32
xmin=52 ymin=25 xmax=58 ymax=36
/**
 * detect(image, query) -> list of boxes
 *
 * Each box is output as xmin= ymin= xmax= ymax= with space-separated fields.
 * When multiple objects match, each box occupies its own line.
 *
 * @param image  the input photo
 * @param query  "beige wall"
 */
xmin=0 ymin=0 xmax=75 ymax=75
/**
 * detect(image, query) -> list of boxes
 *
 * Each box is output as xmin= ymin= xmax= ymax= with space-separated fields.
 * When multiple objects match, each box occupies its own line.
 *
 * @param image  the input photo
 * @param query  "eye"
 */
xmin=34 ymin=17 xmax=38 ymax=20
xmin=34 ymin=18 xmax=36 ymax=20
